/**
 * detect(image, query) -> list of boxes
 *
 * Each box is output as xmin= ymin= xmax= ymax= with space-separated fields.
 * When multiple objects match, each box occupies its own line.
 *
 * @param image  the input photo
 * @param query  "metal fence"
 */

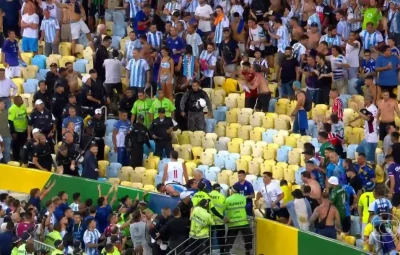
xmin=167 ymin=219 xmax=256 ymax=255
xmin=33 ymin=240 xmax=56 ymax=253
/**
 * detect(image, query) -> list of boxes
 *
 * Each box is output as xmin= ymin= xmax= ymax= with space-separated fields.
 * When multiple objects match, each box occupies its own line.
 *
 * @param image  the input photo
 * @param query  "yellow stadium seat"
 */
xmin=243 ymin=140 xmax=255 ymax=147
xmin=214 ymin=76 xmax=226 ymax=88
xmin=21 ymin=65 xmax=38 ymax=80
xmin=218 ymin=173 xmax=229 ymax=184
xmin=98 ymin=160 xmax=109 ymax=177
xmin=272 ymin=166 xmax=284 ymax=180
xmin=285 ymin=136 xmax=297 ymax=147
xmin=284 ymin=168 xmax=295 ymax=183
xmin=288 ymin=164 xmax=299 ymax=172
xmin=216 ymin=125 xmax=226 ymax=137
xmin=194 ymin=130 xmax=205 ymax=138
xmin=177 ymin=147 xmax=191 ymax=160
xmin=266 ymin=112 xmax=278 ymax=119
xmin=226 ymin=110 xmax=238 ymax=123
xmin=277 ymin=162 xmax=288 ymax=169
xmin=252 ymin=145 xmax=264 ymax=158
xmin=75 ymin=44 xmax=84 ymax=58
xmin=263 ymin=147 xmax=276 ymax=160
xmin=118 ymin=166 xmax=132 ymax=182
xmin=226 ymin=126 xmax=238 ymax=139
xmin=238 ymin=112 xmax=251 ymax=125
xmin=343 ymin=108 xmax=355 ymax=126
xmin=211 ymin=92 xmax=224 ymax=106
xmin=275 ymin=99 xmax=288 ymax=114
xmin=59 ymin=56 xmax=76 ymax=67
xmin=249 ymin=129 xmax=262 ymax=142
xmin=131 ymin=182 xmax=144 ymax=189
xmin=178 ymin=134 xmax=190 ymax=145
xmin=120 ymin=181 xmax=133 ymax=187
xmin=202 ymin=137 xmax=215 ymax=149
xmin=240 ymin=144 xmax=252 ymax=155
xmin=142 ymin=173 xmax=154 ymax=185
xmin=291 ymin=184 xmax=301 ymax=191
xmin=238 ymin=127 xmax=250 ymax=140
xmin=344 ymin=235 xmax=356 ymax=246
xmin=240 ymin=108 xmax=253 ymax=115
xmin=241 ymin=155 xmax=253 ymax=162
xmin=260 ymin=162 xmax=273 ymax=172
xmin=227 ymin=142 xmax=240 ymax=153
xmin=146 ymin=169 xmax=158 ymax=178
xmin=232 ymin=138 xmax=244 ymax=144
xmin=108 ymin=178 xmax=120 ymax=185
xmin=172 ymin=144 xmax=180 ymax=151
xmin=273 ymin=134 xmax=285 ymax=146
xmin=269 ymin=83 xmax=278 ymax=97
xmin=201 ymin=152 xmax=214 ymax=165
xmin=59 ymin=42 xmax=72 ymax=56
xmin=236 ymin=159 xmax=248 ymax=172
xmin=7 ymin=161 xmax=20 ymax=167
xmin=21 ymin=52 xmax=34 ymax=65
xmin=300 ymin=136 xmax=312 ymax=143
xmin=189 ymin=134 xmax=202 ymax=146
xmin=205 ymin=133 xmax=218 ymax=141
xmin=237 ymin=97 xmax=245 ymax=108
xmin=286 ymin=101 xmax=297 ymax=116
xmin=205 ymin=148 xmax=217 ymax=155
xmin=185 ymin=162 xmax=197 ymax=176
xmin=248 ymin=161 xmax=260 ymax=175
xmin=225 ymin=96 xmax=238 ymax=109
xmin=230 ymin=123 xmax=242 ymax=129
xmin=249 ymin=115 xmax=262 ymax=127
xmin=261 ymin=116 xmax=274 ymax=129
xmin=347 ymin=131 xmax=360 ymax=144
xmin=135 ymin=167 xmax=146 ymax=174
xmin=229 ymin=175 xmax=239 ymax=186
xmin=288 ymin=151 xmax=301 ymax=165
xmin=274 ymin=117 xmax=289 ymax=131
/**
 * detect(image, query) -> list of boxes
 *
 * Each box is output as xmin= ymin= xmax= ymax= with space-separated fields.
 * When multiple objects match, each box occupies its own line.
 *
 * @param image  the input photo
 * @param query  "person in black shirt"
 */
xmin=45 ymin=63 xmax=59 ymax=95
xmin=158 ymin=207 xmax=190 ymax=253
xmin=390 ymin=132 xmax=400 ymax=164
xmin=149 ymin=108 xmax=174 ymax=158
xmin=56 ymin=144 xmax=77 ymax=176
xmin=33 ymin=81 xmax=51 ymax=110
xmin=32 ymin=133 xmax=53 ymax=171
xmin=219 ymin=28 xmax=240 ymax=77
xmin=125 ymin=114 xmax=152 ymax=167
xmin=22 ymin=128 xmax=41 ymax=168
xmin=51 ymin=83 xmax=69 ymax=140
xmin=315 ymin=53 xmax=333 ymax=105
xmin=63 ymin=94 xmax=83 ymax=119
xmin=54 ymin=67 xmax=70 ymax=94
xmin=80 ymin=70 xmax=104 ymax=116
xmin=82 ymin=143 xmax=99 ymax=180
xmin=279 ymin=47 xmax=299 ymax=100
xmin=119 ymin=88 xmax=136 ymax=120
xmin=28 ymin=100 xmax=56 ymax=142
xmin=177 ymin=191 xmax=193 ymax=219
xmin=345 ymin=168 xmax=363 ymax=195
xmin=94 ymin=35 xmax=112 ymax=82
xmin=303 ymin=186 xmax=319 ymax=213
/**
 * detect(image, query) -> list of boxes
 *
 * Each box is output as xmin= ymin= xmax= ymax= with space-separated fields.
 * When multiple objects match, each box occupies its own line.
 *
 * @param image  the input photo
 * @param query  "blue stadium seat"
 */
xmin=311 ymin=138 xmax=320 ymax=150
xmin=108 ymin=151 xmax=118 ymax=163
xmin=143 ymin=140 xmax=155 ymax=155
xmin=97 ymin=178 xmax=107 ymax=182
xmin=209 ymin=166 xmax=221 ymax=173
xmin=349 ymin=216 xmax=361 ymax=236
xmin=205 ymin=119 xmax=217 ymax=133
xmin=266 ymin=129 xmax=278 ymax=136
xmin=218 ymin=150 xmax=229 ymax=156
xmin=73 ymin=60 xmax=88 ymax=73
xmin=213 ymin=109 xmax=226 ymax=122
xmin=347 ymin=144 xmax=358 ymax=160
xmin=276 ymin=147 xmax=289 ymax=162
xmin=155 ymin=174 xmax=163 ymax=185
xmin=36 ymin=69 xmax=49 ymax=80
xmin=78 ymin=33 xmax=89 ymax=47
xmin=197 ymin=165 xmax=209 ymax=173
xmin=112 ymin=36 xmax=122 ymax=50
xmin=31 ymin=55 xmax=46 ymax=69
xmin=307 ymin=120 xmax=317 ymax=138
xmin=339 ymin=94 xmax=351 ymax=108
xmin=23 ymin=79 xmax=39 ymax=94
xmin=158 ymin=158 xmax=171 ymax=173
xmin=220 ymin=184 xmax=229 ymax=196
xmin=262 ymin=132 xmax=273 ymax=143
xmin=113 ymin=11 xmax=125 ymax=24
xmin=114 ymin=25 xmax=126 ymax=37
xmin=224 ymin=156 xmax=236 ymax=170
xmin=105 ymin=119 xmax=118 ymax=134
xmin=377 ymin=152 xmax=384 ymax=165
xmin=268 ymin=98 xmax=277 ymax=113
xmin=205 ymin=170 xmax=217 ymax=181
xmin=106 ymin=162 xmax=121 ymax=178
xmin=105 ymin=135 xmax=113 ymax=148
xmin=229 ymin=153 xmax=240 ymax=160
xmin=213 ymin=154 xmax=226 ymax=168
xmin=105 ymin=12 xmax=113 ymax=21
xmin=280 ymin=145 xmax=293 ymax=151
xmin=295 ymin=167 xmax=306 ymax=185
xmin=217 ymin=106 xmax=228 ymax=111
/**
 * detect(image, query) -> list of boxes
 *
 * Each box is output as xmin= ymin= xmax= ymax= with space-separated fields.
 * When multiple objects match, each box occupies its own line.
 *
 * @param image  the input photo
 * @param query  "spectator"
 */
xmin=104 ymin=49 xmax=123 ymax=101
xmin=234 ymin=170 xmax=255 ymax=217
xmin=21 ymin=3 xmax=39 ymax=54
xmin=40 ymin=9 xmax=60 ymax=56
xmin=303 ymin=186 xmax=320 ymax=212
xmin=0 ymin=222 xmax=14 ymax=255
xmin=220 ymin=28 xmax=240 ymax=77
xmin=162 ymin=150 xmax=188 ymax=184
xmin=256 ymin=172 xmax=284 ymax=221
xmin=82 ymin=144 xmax=100 ymax=180
xmin=149 ymin=108 xmax=174 ymax=158
xmin=2 ymin=30 xmax=21 ymax=79
xmin=383 ymin=124 xmax=396 ymax=155
xmin=301 ymin=170 xmax=321 ymax=201
xmin=327 ymin=176 xmax=351 ymax=233
xmin=358 ymin=182 xmax=375 ymax=234
xmin=158 ymin=207 xmax=190 ymax=253
xmin=315 ymin=53 xmax=332 ymax=104
xmin=83 ymin=218 xmax=104 ymax=255
xmin=112 ymin=111 xmax=130 ymax=166
xmin=286 ymin=189 xmax=312 ymax=231
xmin=193 ymin=169 xmax=212 ymax=192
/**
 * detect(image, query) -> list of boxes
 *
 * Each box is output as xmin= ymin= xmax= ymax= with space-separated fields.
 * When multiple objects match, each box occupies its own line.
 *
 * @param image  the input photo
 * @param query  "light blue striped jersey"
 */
xmin=182 ymin=55 xmax=196 ymax=80
xmin=146 ymin=31 xmax=163 ymax=49
xmin=199 ymin=50 xmax=217 ymax=77
xmin=336 ymin=19 xmax=350 ymax=40
xmin=389 ymin=10 xmax=399 ymax=33
xmin=40 ymin=17 xmax=60 ymax=43
xmin=184 ymin=0 xmax=198 ymax=12
xmin=186 ymin=32 xmax=203 ymax=57
xmin=213 ymin=16 xmax=229 ymax=44
xmin=307 ymin=13 xmax=321 ymax=33
xmin=391 ymin=46 xmax=400 ymax=56
xmin=330 ymin=54 xmax=348 ymax=80
xmin=165 ymin=1 xmax=181 ymax=21
xmin=126 ymin=58 xmax=150 ymax=88
xmin=319 ymin=34 xmax=342 ymax=47
xmin=83 ymin=229 xmax=101 ymax=255
xmin=125 ymin=0 xmax=142 ymax=18
xmin=292 ymin=42 xmax=307 ymax=63
xmin=359 ymin=30 xmax=384 ymax=50
xmin=70 ymin=202 xmax=79 ymax=212
xmin=276 ymin=25 xmax=290 ymax=53
xmin=347 ymin=5 xmax=362 ymax=32
xmin=125 ymin=39 xmax=142 ymax=60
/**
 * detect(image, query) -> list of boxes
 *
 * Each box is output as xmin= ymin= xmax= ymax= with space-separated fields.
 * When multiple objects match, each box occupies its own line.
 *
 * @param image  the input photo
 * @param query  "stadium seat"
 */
xmin=272 ymin=166 xmax=284 ymax=180
xmin=59 ymin=42 xmax=72 ymax=56
xmin=31 ymin=55 xmax=46 ymax=69
xmin=262 ymin=116 xmax=274 ymax=129
xmin=7 ymin=161 xmax=20 ymax=167
xmin=36 ymin=69 xmax=49 ymax=80
xmin=105 ymin=119 xmax=118 ymax=134
xmin=344 ymin=236 xmax=356 ymax=246
xmin=21 ymin=52 xmax=34 ymax=65
xmin=106 ymin=162 xmax=122 ymax=178
xmin=59 ymin=56 xmax=76 ymax=67
xmin=112 ymin=36 xmax=122 ymax=50
xmin=73 ymin=60 xmax=88 ymax=74
xmin=23 ymin=79 xmax=38 ymax=94
xmin=205 ymin=132 xmax=218 ymax=141
xmin=98 ymin=160 xmax=109 ymax=177
xmin=22 ymin=66 xmax=39 ymax=79
xmin=201 ymin=152 xmax=214 ymax=165
xmin=205 ymin=119 xmax=217 ymax=133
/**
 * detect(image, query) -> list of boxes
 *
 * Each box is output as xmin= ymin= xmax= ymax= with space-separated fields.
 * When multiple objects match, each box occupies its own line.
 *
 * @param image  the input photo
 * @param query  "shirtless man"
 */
xmin=65 ymin=62 xmax=82 ymax=94
xmin=307 ymin=23 xmax=321 ymax=50
xmin=301 ymin=171 xmax=321 ymax=201
xmin=377 ymin=89 xmax=400 ymax=140
xmin=247 ymin=64 xmax=270 ymax=112
xmin=289 ymin=17 xmax=304 ymax=44
xmin=310 ymin=192 xmax=342 ymax=239
xmin=54 ymin=0 xmax=94 ymax=55
xmin=302 ymin=0 xmax=316 ymax=27
xmin=291 ymin=81 xmax=311 ymax=135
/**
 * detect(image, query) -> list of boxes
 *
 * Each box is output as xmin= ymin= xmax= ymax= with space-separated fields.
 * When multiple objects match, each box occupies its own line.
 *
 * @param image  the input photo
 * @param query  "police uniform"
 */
xmin=119 ymin=95 xmax=136 ymax=120
xmin=28 ymin=108 xmax=55 ymax=146
xmin=87 ymin=116 xmax=106 ymax=160
xmin=33 ymin=90 xmax=52 ymax=110
xmin=51 ymin=89 xmax=69 ymax=140
xmin=149 ymin=109 xmax=174 ymax=158
xmin=32 ymin=141 xmax=53 ymax=171
xmin=125 ymin=116 xmax=151 ymax=167
xmin=56 ymin=149 xmax=77 ymax=176
xmin=180 ymin=88 xmax=211 ymax=132
xmin=22 ymin=139 xmax=36 ymax=167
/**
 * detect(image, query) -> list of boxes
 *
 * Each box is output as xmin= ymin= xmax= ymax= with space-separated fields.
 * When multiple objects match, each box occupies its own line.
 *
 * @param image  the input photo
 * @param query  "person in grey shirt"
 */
xmin=0 ymin=69 xmax=18 ymax=110
xmin=383 ymin=124 xmax=397 ymax=155
xmin=0 ymin=99 xmax=11 ymax=163
xmin=130 ymin=210 xmax=151 ymax=255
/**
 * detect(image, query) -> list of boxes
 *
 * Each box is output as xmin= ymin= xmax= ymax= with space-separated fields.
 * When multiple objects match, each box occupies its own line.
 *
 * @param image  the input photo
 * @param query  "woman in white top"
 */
xmin=229 ymin=0 xmax=244 ymax=19
xmin=158 ymin=46 xmax=175 ymax=101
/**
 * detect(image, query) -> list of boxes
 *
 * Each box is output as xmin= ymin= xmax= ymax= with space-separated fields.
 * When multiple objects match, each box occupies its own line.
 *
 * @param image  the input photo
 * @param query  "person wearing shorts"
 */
xmin=21 ymin=3 xmax=39 ymax=53
xmin=2 ymin=30 xmax=21 ymax=79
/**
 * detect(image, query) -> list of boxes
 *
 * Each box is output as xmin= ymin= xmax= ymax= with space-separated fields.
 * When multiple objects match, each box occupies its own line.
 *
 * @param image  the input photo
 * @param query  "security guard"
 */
xmin=149 ymin=108 xmax=174 ymax=158
xmin=28 ymin=99 xmax=56 ymax=144
xmin=87 ymin=108 xmax=106 ymax=159
xmin=44 ymin=223 xmax=62 ymax=246
xmin=125 ymin=114 xmax=152 ymax=167
xmin=63 ymin=133 xmax=81 ymax=170
xmin=51 ymin=83 xmax=69 ymax=140
xmin=189 ymin=199 xmax=215 ymax=255
xmin=119 ymin=87 xmax=136 ymax=120
xmin=209 ymin=184 xmax=226 ymax=254
xmin=225 ymin=183 xmax=253 ymax=255
xmin=51 ymin=240 xmax=65 ymax=255
xmin=191 ymin=181 xmax=225 ymax=221
xmin=22 ymin=128 xmax=41 ymax=168
xmin=62 ymin=94 xmax=83 ymax=119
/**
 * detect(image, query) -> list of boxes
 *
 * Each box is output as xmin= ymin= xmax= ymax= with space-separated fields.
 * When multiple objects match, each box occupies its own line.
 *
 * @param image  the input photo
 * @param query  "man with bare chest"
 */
xmin=247 ymin=64 xmax=271 ymax=112
xmin=65 ymin=62 xmax=82 ymax=95
xmin=289 ymin=17 xmax=304 ymax=44
xmin=377 ymin=90 xmax=400 ymax=140
xmin=307 ymin=23 xmax=321 ymax=50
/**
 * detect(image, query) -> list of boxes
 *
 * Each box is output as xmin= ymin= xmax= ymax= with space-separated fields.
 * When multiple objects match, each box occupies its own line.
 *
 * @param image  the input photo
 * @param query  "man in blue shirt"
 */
xmin=355 ymin=49 xmax=376 ymax=94
xmin=193 ymin=169 xmax=212 ymax=192
xmin=0 ymin=222 xmax=14 ymax=255
xmin=62 ymin=106 xmax=84 ymax=143
xmin=388 ymin=157 xmax=400 ymax=207
xmin=353 ymin=153 xmax=375 ymax=187
xmin=376 ymin=45 xmax=399 ymax=98
xmin=2 ymin=30 xmax=21 ymax=78
xmin=234 ymin=170 xmax=255 ymax=216
xmin=342 ymin=184 xmax=357 ymax=215
xmin=326 ymin=151 xmax=347 ymax=185
xmin=166 ymin=27 xmax=185 ymax=65
xmin=113 ymin=111 xmax=131 ymax=166
xmin=133 ymin=4 xmax=152 ymax=36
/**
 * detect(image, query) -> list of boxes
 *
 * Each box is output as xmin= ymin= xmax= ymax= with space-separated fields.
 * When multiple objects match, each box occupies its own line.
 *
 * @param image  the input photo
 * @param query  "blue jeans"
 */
xmin=117 ymin=147 xmax=129 ymax=166
xmin=356 ymin=139 xmax=378 ymax=163
xmin=280 ymin=80 xmax=295 ymax=97
xmin=307 ymin=89 xmax=319 ymax=104
xmin=355 ymin=79 xmax=364 ymax=95
xmin=2 ymin=98 xmax=11 ymax=110
xmin=3 ymin=136 xmax=11 ymax=163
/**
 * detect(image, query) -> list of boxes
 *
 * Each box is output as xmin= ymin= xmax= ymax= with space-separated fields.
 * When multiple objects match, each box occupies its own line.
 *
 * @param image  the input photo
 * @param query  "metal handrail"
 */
xmin=33 ymin=240 xmax=56 ymax=252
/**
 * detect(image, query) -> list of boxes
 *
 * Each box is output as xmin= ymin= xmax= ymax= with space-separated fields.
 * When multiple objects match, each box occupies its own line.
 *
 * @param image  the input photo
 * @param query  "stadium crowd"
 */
xmin=2 ymin=0 xmax=400 ymax=253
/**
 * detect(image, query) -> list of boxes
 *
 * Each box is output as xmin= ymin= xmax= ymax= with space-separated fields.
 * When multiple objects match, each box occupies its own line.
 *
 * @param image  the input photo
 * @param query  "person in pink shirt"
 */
xmin=16 ymin=212 xmax=35 ymax=238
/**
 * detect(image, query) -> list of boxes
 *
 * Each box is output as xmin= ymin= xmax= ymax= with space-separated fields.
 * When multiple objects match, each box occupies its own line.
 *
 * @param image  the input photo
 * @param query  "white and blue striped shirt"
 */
xmin=319 ymin=34 xmax=342 ymax=47
xmin=147 ymin=31 xmax=163 ymax=49
xmin=307 ymin=13 xmax=321 ymax=33
xmin=164 ymin=1 xmax=181 ymax=22
xmin=347 ymin=5 xmax=362 ymax=32
xmin=182 ymin=55 xmax=196 ymax=80
xmin=125 ymin=0 xmax=142 ymax=18
xmin=359 ymin=30 xmax=384 ymax=50
xmin=276 ymin=25 xmax=290 ymax=53
xmin=126 ymin=58 xmax=150 ymax=88
xmin=199 ymin=50 xmax=217 ymax=77
xmin=186 ymin=32 xmax=203 ymax=57
xmin=69 ymin=202 xmax=79 ymax=212
xmin=83 ymin=229 xmax=101 ymax=255
xmin=389 ymin=10 xmax=399 ymax=33
xmin=336 ymin=19 xmax=350 ymax=40
xmin=182 ymin=0 xmax=198 ymax=13
xmin=330 ymin=54 xmax=348 ymax=80
xmin=125 ymin=40 xmax=142 ymax=60
xmin=214 ymin=16 xmax=229 ymax=44
xmin=335 ymin=0 xmax=347 ymax=8
xmin=40 ymin=17 xmax=60 ymax=43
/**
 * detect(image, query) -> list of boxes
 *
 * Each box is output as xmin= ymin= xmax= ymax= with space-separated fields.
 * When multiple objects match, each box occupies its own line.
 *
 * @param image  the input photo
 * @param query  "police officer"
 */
xmin=28 ymin=100 xmax=56 ymax=144
xmin=209 ymin=184 xmax=226 ymax=254
xmin=56 ymin=144 xmax=77 ymax=176
xmin=22 ymin=128 xmax=41 ymax=168
xmin=63 ymin=132 xmax=81 ymax=171
xmin=225 ymin=183 xmax=253 ymax=255
xmin=33 ymin=80 xmax=52 ymax=110
xmin=80 ymin=70 xmax=106 ymax=116
xmin=62 ymin=94 xmax=83 ymax=119
xmin=119 ymin=87 xmax=136 ymax=120
xmin=87 ymin=108 xmax=106 ymax=160
xmin=149 ymin=108 xmax=174 ymax=158
xmin=32 ymin=133 xmax=53 ymax=171
xmin=51 ymin=83 xmax=69 ymax=140
xmin=125 ymin=114 xmax=152 ymax=167
xmin=180 ymin=80 xmax=212 ymax=132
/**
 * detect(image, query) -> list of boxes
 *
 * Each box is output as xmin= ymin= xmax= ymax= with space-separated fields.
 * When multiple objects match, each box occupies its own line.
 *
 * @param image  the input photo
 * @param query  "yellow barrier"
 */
xmin=0 ymin=165 xmax=52 ymax=193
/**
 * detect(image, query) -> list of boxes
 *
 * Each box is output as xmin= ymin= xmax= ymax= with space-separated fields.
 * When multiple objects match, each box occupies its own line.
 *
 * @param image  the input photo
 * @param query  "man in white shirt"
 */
xmin=104 ymin=49 xmax=123 ymax=101
xmin=186 ymin=24 xmax=203 ymax=57
xmin=354 ymin=95 xmax=379 ymax=164
xmin=256 ymin=172 xmax=284 ymax=221
xmin=21 ymin=3 xmax=40 ymax=53
xmin=195 ymin=0 xmax=213 ymax=35
xmin=345 ymin=31 xmax=360 ymax=86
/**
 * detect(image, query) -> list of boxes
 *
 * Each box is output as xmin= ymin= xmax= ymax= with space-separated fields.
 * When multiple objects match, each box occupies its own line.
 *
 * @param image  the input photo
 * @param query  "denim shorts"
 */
xmin=280 ymin=80 xmax=294 ymax=96
xmin=356 ymin=139 xmax=378 ymax=162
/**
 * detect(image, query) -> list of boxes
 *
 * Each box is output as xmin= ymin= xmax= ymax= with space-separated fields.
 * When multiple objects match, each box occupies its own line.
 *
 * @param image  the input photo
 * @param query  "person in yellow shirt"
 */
xmin=102 ymin=243 xmax=121 ymax=255
xmin=11 ymin=237 xmax=23 ymax=255
xmin=358 ymin=182 xmax=375 ymax=235
xmin=278 ymin=180 xmax=294 ymax=223
xmin=149 ymin=89 xmax=175 ymax=121
xmin=51 ymin=240 xmax=65 ymax=255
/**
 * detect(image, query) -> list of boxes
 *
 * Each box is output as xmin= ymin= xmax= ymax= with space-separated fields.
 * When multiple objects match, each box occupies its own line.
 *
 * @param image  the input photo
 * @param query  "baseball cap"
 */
xmin=12 ymin=236 xmax=22 ymax=244
xmin=21 ymin=232 xmax=31 ymax=241
xmin=35 ymin=99 xmax=44 ymax=105
xmin=311 ymin=22 xmax=319 ymax=27
xmin=94 ymin=109 xmax=102 ymax=115
xmin=231 ymin=183 xmax=241 ymax=193
xmin=365 ymin=181 xmax=376 ymax=191
xmin=212 ymin=183 xmax=222 ymax=191
xmin=82 ymin=75 xmax=90 ymax=83
xmin=138 ymin=115 xmax=145 ymax=121
xmin=327 ymin=176 xmax=339 ymax=185
xmin=180 ymin=191 xmax=192 ymax=200
xmin=158 ymin=108 xmax=166 ymax=114
xmin=32 ymin=128 xmax=41 ymax=134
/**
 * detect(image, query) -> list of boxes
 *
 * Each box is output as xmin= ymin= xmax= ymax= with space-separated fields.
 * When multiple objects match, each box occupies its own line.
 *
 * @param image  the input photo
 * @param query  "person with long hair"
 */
xmin=158 ymin=47 xmax=175 ymax=100
xmin=330 ymin=45 xmax=350 ymax=95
